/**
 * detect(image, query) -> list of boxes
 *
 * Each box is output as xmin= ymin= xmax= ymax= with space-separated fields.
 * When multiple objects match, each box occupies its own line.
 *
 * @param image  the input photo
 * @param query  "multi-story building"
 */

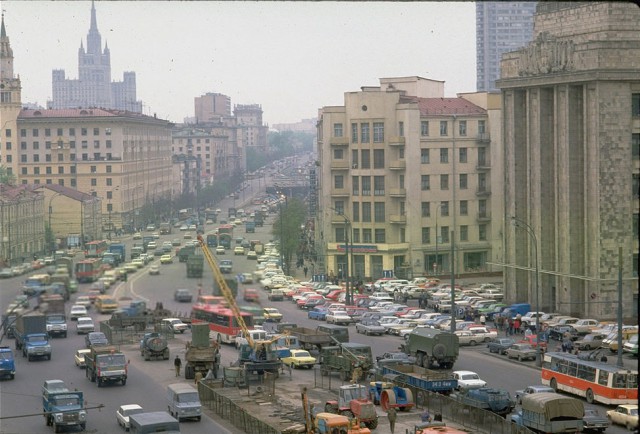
xmin=272 ymin=118 xmax=317 ymax=134
xmin=233 ymin=104 xmax=269 ymax=153
xmin=194 ymin=93 xmax=232 ymax=123
xmin=315 ymin=76 xmax=502 ymax=281
xmin=498 ymin=2 xmax=640 ymax=319
xmin=0 ymin=184 xmax=45 ymax=265
xmin=48 ymin=2 xmax=142 ymax=112
xmin=476 ymin=1 xmax=536 ymax=92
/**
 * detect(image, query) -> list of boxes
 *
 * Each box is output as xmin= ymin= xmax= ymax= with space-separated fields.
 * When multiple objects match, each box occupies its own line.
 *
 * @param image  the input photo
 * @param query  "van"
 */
xmin=500 ymin=303 xmax=531 ymax=319
xmin=316 ymin=324 xmax=349 ymax=343
xmin=129 ymin=411 xmax=180 ymax=434
xmin=235 ymin=329 xmax=267 ymax=349
xmin=166 ymin=383 xmax=201 ymax=422
xmin=95 ymin=295 xmax=119 ymax=314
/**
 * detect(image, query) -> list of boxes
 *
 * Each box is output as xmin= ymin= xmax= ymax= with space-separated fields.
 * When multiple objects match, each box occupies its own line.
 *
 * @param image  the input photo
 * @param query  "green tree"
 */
xmin=271 ymin=197 xmax=307 ymax=275
xmin=0 ymin=165 xmax=16 ymax=185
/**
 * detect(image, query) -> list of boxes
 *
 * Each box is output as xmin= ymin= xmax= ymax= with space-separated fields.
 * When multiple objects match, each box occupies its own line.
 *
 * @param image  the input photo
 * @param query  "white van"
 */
xmin=166 ymin=383 xmax=201 ymax=422
xmin=235 ymin=329 xmax=268 ymax=349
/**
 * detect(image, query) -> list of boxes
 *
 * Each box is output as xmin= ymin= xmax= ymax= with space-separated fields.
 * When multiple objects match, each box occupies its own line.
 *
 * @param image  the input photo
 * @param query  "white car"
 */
xmin=370 ymin=292 xmax=394 ymax=302
xmin=161 ymin=318 xmax=189 ymax=334
xmin=69 ymin=304 xmax=88 ymax=320
xmin=75 ymin=296 xmax=92 ymax=309
xmin=116 ymin=404 xmax=144 ymax=430
xmin=325 ymin=311 xmax=353 ymax=325
xmin=607 ymin=404 xmax=638 ymax=431
xmin=74 ymin=348 xmax=91 ymax=368
xmin=452 ymin=370 xmax=487 ymax=391
xmin=76 ymin=317 xmax=95 ymax=334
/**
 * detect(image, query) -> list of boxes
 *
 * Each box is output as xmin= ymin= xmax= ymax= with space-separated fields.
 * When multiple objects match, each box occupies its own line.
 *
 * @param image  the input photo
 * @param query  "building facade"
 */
xmin=315 ymin=76 xmax=502 ymax=281
xmin=0 ymin=184 xmax=45 ymax=265
xmin=233 ymin=104 xmax=269 ymax=153
xmin=498 ymin=2 xmax=640 ymax=319
xmin=476 ymin=1 xmax=536 ymax=92
xmin=49 ymin=1 xmax=142 ymax=112
xmin=194 ymin=92 xmax=232 ymax=123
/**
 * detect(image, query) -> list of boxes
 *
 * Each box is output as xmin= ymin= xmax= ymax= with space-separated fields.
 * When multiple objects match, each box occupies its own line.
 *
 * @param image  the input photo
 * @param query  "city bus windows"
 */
xmin=598 ymin=370 xmax=609 ymax=386
xmin=577 ymin=365 xmax=596 ymax=382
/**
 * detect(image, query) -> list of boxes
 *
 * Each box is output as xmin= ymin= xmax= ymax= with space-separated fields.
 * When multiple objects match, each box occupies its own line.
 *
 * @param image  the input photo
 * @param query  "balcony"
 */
xmin=388 ymin=136 xmax=405 ymax=146
xmin=476 ymin=133 xmax=491 ymax=144
xmin=476 ymin=187 xmax=491 ymax=197
xmin=330 ymin=136 xmax=349 ymax=146
xmin=330 ymin=188 xmax=350 ymax=197
xmin=390 ymin=214 xmax=407 ymax=224
xmin=389 ymin=188 xmax=406 ymax=197
xmin=476 ymin=161 xmax=491 ymax=171
xmin=476 ymin=212 xmax=491 ymax=222
xmin=389 ymin=160 xmax=406 ymax=170
xmin=330 ymin=160 xmax=350 ymax=170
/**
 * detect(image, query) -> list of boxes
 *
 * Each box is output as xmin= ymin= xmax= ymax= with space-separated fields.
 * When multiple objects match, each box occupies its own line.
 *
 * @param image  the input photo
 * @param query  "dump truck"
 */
xmin=401 ymin=327 xmax=459 ymax=369
xmin=379 ymin=365 xmax=457 ymax=395
xmin=186 ymin=254 xmax=204 ymax=278
xmin=320 ymin=343 xmax=373 ymax=382
xmin=140 ymin=332 xmax=170 ymax=361
xmin=451 ymin=387 xmax=515 ymax=417
xmin=184 ymin=323 xmax=220 ymax=380
xmin=85 ymin=345 xmax=127 ymax=386
xmin=288 ymin=326 xmax=334 ymax=351
xmin=42 ymin=379 xmax=87 ymax=432
xmin=14 ymin=312 xmax=52 ymax=361
xmin=510 ymin=392 xmax=584 ymax=433
xmin=39 ymin=294 xmax=68 ymax=338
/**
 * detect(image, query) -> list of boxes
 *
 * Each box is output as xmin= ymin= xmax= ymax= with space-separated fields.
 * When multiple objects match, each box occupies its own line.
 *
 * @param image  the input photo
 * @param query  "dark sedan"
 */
xmin=85 ymin=332 xmax=109 ymax=348
xmin=487 ymin=337 xmax=516 ymax=355
xmin=173 ymin=289 xmax=193 ymax=303
xmin=375 ymin=352 xmax=416 ymax=366
xmin=582 ymin=408 xmax=609 ymax=433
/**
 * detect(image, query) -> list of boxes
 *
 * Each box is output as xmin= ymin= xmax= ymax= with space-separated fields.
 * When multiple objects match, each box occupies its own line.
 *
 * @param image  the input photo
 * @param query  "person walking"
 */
xmin=387 ymin=407 xmax=397 ymax=434
xmin=479 ymin=314 xmax=486 ymax=326
xmin=303 ymin=266 xmax=308 ymax=278
xmin=174 ymin=355 xmax=182 ymax=377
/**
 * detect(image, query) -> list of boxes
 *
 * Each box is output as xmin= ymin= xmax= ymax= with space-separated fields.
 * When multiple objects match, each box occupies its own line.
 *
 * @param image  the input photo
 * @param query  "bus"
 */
xmin=194 ymin=295 xmax=227 ymax=308
xmin=206 ymin=234 xmax=218 ymax=248
xmin=74 ymin=258 xmax=104 ymax=283
xmin=217 ymin=224 xmax=234 ymax=236
xmin=190 ymin=305 xmax=253 ymax=345
xmin=541 ymin=351 xmax=638 ymax=405
xmin=85 ymin=240 xmax=109 ymax=258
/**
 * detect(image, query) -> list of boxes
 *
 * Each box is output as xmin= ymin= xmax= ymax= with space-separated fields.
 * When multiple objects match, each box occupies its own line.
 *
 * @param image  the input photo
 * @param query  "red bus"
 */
xmin=85 ymin=240 xmax=109 ymax=258
xmin=191 ymin=304 xmax=253 ymax=345
xmin=217 ymin=224 xmax=234 ymax=236
xmin=541 ymin=351 xmax=638 ymax=405
xmin=74 ymin=258 xmax=104 ymax=283
xmin=194 ymin=295 xmax=227 ymax=308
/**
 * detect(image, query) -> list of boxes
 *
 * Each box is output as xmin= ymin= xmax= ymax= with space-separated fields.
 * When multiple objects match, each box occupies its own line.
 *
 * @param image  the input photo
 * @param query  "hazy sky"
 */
xmin=4 ymin=1 xmax=477 ymax=125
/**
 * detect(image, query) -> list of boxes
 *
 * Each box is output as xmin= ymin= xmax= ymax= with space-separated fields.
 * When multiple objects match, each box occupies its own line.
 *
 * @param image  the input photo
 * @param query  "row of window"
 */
xmin=333 ymin=148 xmax=491 ymax=168
xmin=332 ymin=199 xmax=489 ymax=222
xmin=8 ymin=153 xmax=118 ymax=164
xmin=3 ymin=140 xmax=113 ymax=151
xmin=19 ymin=164 xmax=114 ymax=175
xmin=4 ymin=127 xmax=113 ymax=138
xmin=420 ymin=147 xmax=489 ymax=165
xmin=334 ymin=224 xmax=489 ymax=244
xmin=332 ymin=119 xmax=488 ymax=142
xmin=336 ymin=173 xmax=489 ymax=194
xmin=420 ymin=174 xmax=489 ymax=191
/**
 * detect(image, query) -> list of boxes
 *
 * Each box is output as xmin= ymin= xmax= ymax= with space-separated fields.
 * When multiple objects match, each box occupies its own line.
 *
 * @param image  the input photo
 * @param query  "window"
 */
xmin=400 ymin=227 xmax=405 ymax=243
xmin=440 ymin=201 xmax=449 ymax=217
xmin=352 ymin=176 xmax=359 ymax=195
xmin=422 ymin=227 xmax=430 ymax=244
xmin=421 ymin=149 xmax=430 ymax=164
xmin=81 ymin=128 xmax=87 ymax=136
xmin=479 ymin=199 xmax=487 ymax=216
xmin=421 ymin=121 xmax=429 ymax=136
xmin=335 ymin=227 xmax=346 ymax=243
xmin=361 ymin=150 xmax=370 ymax=169
xmin=93 ymin=128 xmax=99 ymax=135
xmin=398 ymin=121 xmax=404 ymax=137
xmin=334 ymin=175 xmax=344 ymax=189
xmin=459 ymin=147 xmax=467 ymax=163
xmin=58 ymin=166 xmax=64 ymax=174
xmin=45 ymin=141 xmax=52 ymax=149
xmin=334 ymin=123 xmax=343 ymax=137
xmin=45 ymin=154 xmax=52 ymax=162
xmin=373 ymin=122 xmax=384 ymax=143
xmin=90 ymin=165 xmax=97 ymax=173
xmin=421 ymin=202 xmax=430 ymax=217
xmin=20 ymin=155 xmax=27 ymax=163
xmin=34 ymin=167 xmax=40 ymax=175
xmin=478 ymin=120 xmax=486 ymax=134
xmin=20 ymin=129 xmax=27 ymax=137
xmin=334 ymin=200 xmax=344 ymax=215
xmin=91 ymin=178 xmax=97 ymax=186
xmin=44 ymin=128 xmax=51 ymax=137
xmin=70 ymin=179 xmax=76 ymax=187
xmin=421 ymin=175 xmax=430 ymax=191
xmin=352 ymin=150 xmax=358 ymax=168
xmin=352 ymin=229 xmax=360 ymax=243
xmin=333 ymin=148 xmax=344 ymax=160
xmin=460 ymin=200 xmax=468 ymax=216
xmin=440 ymin=121 xmax=448 ymax=136
xmin=400 ymin=201 xmax=405 ymax=216
xmin=69 ymin=128 xmax=75 ymax=136
xmin=21 ymin=167 xmax=27 ymax=175
xmin=634 ymin=213 xmax=639 ymax=239
xmin=362 ymin=229 xmax=372 ymax=243
xmin=106 ymin=178 xmax=113 ymax=186
xmin=362 ymin=202 xmax=371 ymax=222
xmin=373 ymin=149 xmax=385 ymax=168
xmin=361 ymin=176 xmax=371 ymax=195
xmin=459 ymin=120 xmax=467 ymax=136
xmin=459 ymin=174 xmax=468 ymax=190
xmin=57 ymin=153 xmax=63 ymax=162
xmin=32 ymin=129 xmax=39 ymax=137
xmin=399 ymin=174 xmax=405 ymax=189
xmin=633 ymin=134 xmax=639 ymax=159
xmin=4 ymin=129 xmax=10 ymax=137
xmin=460 ymin=225 xmax=468 ymax=242
xmin=81 ymin=140 xmax=88 ymax=149
xmin=374 ymin=229 xmax=386 ymax=243
xmin=478 ymin=173 xmax=487 ymax=191
xmin=361 ymin=123 xmax=370 ymax=143
xmin=33 ymin=154 xmax=39 ymax=162
xmin=441 ymin=227 xmax=449 ymax=243
xmin=399 ymin=146 xmax=404 ymax=159
xmin=4 ymin=155 xmax=10 ymax=163
xmin=440 ymin=148 xmax=448 ymax=163
xmin=441 ymin=174 xmax=449 ymax=190
xmin=479 ymin=224 xmax=487 ymax=241
xmin=70 ymin=141 xmax=75 ymax=149
xmin=633 ymin=93 xmax=640 ymax=117
xmin=374 ymin=202 xmax=385 ymax=222
xmin=351 ymin=123 xmax=358 ymax=143
xmin=106 ymin=165 xmax=112 ymax=173
xmin=352 ymin=202 xmax=360 ymax=222
xmin=0 ymin=91 xmax=11 ymax=103
xmin=634 ymin=174 xmax=640 ymax=199
xmin=107 ymin=191 xmax=113 ymax=200
xmin=374 ymin=176 xmax=385 ymax=196
xmin=45 ymin=166 xmax=52 ymax=174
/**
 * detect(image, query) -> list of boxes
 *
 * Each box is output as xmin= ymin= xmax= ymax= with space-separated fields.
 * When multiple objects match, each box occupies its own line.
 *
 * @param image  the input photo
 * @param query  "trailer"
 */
xmin=379 ymin=365 xmax=457 ymax=396
xmin=288 ymin=326 xmax=333 ymax=351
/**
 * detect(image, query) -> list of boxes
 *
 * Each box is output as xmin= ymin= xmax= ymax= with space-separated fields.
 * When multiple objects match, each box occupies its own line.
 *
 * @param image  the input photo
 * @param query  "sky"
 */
xmin=3 ymin=1 xmax=477 ymax=126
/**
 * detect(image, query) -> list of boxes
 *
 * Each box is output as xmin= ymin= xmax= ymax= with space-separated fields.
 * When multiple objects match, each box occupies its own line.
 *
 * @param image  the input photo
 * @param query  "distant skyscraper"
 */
xmin=476 ymin=1 xmax=536 ymax=92
xmin=49 ymin=1 xmax=142 ymax=112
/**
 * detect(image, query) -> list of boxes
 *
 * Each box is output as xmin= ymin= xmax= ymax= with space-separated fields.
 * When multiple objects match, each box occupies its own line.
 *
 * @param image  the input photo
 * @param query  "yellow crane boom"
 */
xmin=196 ymin=235 xmax=254 ymax=347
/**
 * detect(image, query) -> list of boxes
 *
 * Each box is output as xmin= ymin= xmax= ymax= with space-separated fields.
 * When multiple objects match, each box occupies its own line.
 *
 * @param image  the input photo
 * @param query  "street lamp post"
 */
xmin=329 ymin=208 xmax=352 ymax=306
xmin=511 ymin=216 xmax=542 ymax=367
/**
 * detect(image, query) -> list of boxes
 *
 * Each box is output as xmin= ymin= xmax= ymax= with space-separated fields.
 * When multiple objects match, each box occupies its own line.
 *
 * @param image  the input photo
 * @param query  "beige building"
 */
xmin=0 ymin=184 xmax=45 ymax=265
xmin=498 ymin=2 xmax=640 ymax=319
xmin=315 ymin=76 xmax=502 ymax=280
xmin=194 ymin=92 xmax=231 ymax=123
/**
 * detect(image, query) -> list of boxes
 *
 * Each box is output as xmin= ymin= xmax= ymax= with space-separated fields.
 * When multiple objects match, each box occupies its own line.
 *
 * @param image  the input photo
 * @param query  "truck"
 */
xmin=178 ymin=245 xmax=196 ymax=262
xmin=139 ymin=332 xmax=170 ymax=361
xmin=379 ymin=365 xmax=458 ymax=395
xmin=451 ymin=387 xmax=515 ymax=417
xmin=237 ymin=340 xmax=282 ymax=377
xmin=253 ymin=212 xmax=264 ymax=227
xmin=85 ymin=345 xmax=128 ymax=386
xmin=218 ymin=233 xmax=232 ymax=249
xmin=320 ymin=343 xmax=373 ymax=382
xmin=510 ymin=393 xmax=584 ymax=433
xmin=39 ymin=294 xmax=68 ymax=338
xmin=250 ymin=240 xmax=264 ymax=255
xmin=206 ymin=233 xmax=218 ymax=248
xmin=245 ymin=221 xmax=256 ymax=233
xmin=42 ymin=379 xmax=87 ymax=432
xmin=288 ymin=326 xmax=334 ymax=351
xmin=401 ymin=327 xmax=459 ymax=369
xmin=109 ymin=301 xmax=172 ymax=331
xmin=186 ymin=255 xmax=204 ymax=278
xmin=228 ymin=207 xmax=237 ymax=218
xmin=184 ymin=323 xmax=220 ymax=380
xmin=108 ymin=243 xmax=126 ymax=265
xmin=324 ymin=384 xmax=379 ymax=430
xmin=14 ymin=312 xmax=52 ymax=361
xmin=0 ymin=346 xmax=16 ymax=380
xmin=159 ymin=222 xmax=172 ymax=235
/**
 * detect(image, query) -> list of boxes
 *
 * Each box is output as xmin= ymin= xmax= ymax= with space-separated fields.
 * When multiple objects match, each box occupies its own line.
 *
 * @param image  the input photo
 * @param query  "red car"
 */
xmin=243 ymin=288 xmax=259 ymax=303
xmin=519 ymin=334 xmax=547 ymax=350
xmin=325 ymin=289 xmax=345 ymax=301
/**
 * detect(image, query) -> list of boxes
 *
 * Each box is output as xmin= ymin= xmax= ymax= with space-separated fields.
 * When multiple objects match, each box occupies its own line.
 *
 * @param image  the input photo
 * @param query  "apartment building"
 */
xmin=0 ymin=184 xmax=45 ymax=265
xmin=315 ymin=76 xmax=502 ymax=281
xmin=498 ymin=2 xmax=640 ymax=319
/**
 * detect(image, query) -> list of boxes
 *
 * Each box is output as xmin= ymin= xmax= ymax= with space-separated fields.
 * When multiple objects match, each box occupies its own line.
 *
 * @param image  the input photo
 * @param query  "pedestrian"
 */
xmin=174 ymin=355 xmax=182 ymax=377
xmin=480 ymin=314 xmax=486 ymax=326
xmin=387 ymin=406 xmax=397 ymax=434
xmin=514 ymin=317 xmax=521 ymax=335
xmin=421 ymin=408 xmax=432 ymax=423
xmin=303 ymin=266 xmax=308 ymax=278
xmin=507 ymin=317 xmax=514 ymax=335
xmin=194 ymin=370 xmax=203 ymax=385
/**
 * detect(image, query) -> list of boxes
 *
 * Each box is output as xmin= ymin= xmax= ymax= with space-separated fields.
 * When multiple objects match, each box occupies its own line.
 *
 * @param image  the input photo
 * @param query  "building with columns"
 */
xmin=498 ymin=2 xmax=640 ymax=319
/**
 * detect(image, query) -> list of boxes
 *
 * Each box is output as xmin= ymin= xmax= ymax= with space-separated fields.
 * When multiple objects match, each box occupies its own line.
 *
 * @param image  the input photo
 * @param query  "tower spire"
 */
xmin=1 ymin=12 xmax=7 ymax=38
xmin=90 ymin=0 xmax=98 ymax=32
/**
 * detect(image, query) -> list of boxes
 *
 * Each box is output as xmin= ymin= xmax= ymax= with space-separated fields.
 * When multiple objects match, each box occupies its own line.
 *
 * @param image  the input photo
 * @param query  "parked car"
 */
xmin=263 ymin=307 xmax=283 ymax=323
xmin=514 ymin=385 xmax=555 ymax=405
xmin=281 ymin=349 xmax=316 ymax=369
xmin=174 ymin=289 xmax=193 ymax=302
xmin=455 ymin=330 xmax=483 ymax=346
xmin=606 ymin=404 xmax=638 ymax=430
xmin=574 ymin=333 xmax=607 ymax=351
xmin=452 ymin=371 xmax=487 ymax=391
xmin=518 ymin=334 xmax=547 ymax=350
xmin=355 ymin=320 xmax=386 ymax=336
xmin=505 ymin=343 xmax=537 ymax=362
xmin=487 ymin=337 xmax=516 ymax=355
xmin=375 ymin=352 xmax=416 ymax=366
xmin=116 ymin=404 xmax=144 ymax=431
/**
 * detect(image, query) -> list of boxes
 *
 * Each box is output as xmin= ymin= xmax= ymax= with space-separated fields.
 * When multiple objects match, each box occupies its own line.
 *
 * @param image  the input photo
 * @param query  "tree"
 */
xmin=271 ymin=197 xmax=307 ymax=275
xmin=0 ymin=165 xmax=16 ymax=185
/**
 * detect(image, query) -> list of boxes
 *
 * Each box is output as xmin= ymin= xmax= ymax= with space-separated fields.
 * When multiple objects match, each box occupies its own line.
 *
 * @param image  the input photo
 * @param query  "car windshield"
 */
xmin=462 ymin=374 xmax=480 ymax=380
xmin=0 ymin=352 xmax=12 ymax=360
xmin=630 ymin=408 xmax=638 ymax=416
xmin=51 ymin=395 xmax=80 ymax=406
xmin=295 ymin=351 xmax=311 ymax=358
xmin=177 ymin=392 xmax=199 ymax=403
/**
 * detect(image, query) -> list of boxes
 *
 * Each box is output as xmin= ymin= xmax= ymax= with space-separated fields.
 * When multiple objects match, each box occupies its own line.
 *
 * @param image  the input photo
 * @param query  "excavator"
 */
xmin=196 ymin=235 xmax=282 ymax=377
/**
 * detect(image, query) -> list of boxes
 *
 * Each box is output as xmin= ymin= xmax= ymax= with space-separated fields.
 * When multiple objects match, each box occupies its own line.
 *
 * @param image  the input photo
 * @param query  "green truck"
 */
xmin=401 ymin=327 xmax=459 ymax=369
xmin=186 ymin=255 xmax=203 ymax=278
xmin=319 ymin=342 xmax=373 ymax=382
xmin=178 ymin=245 xmax=196 ymax=262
